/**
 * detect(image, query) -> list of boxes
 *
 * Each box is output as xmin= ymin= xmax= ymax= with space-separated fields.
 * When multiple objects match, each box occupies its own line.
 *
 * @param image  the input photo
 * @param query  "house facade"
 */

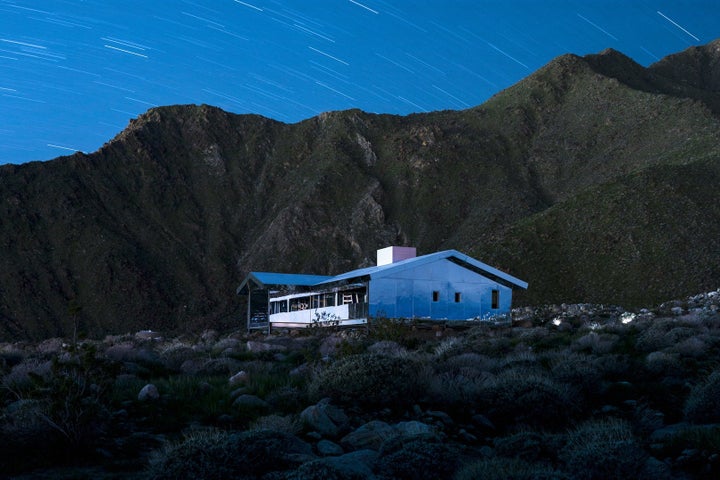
xmin=237 ymin=247 xmax=528 ymax=330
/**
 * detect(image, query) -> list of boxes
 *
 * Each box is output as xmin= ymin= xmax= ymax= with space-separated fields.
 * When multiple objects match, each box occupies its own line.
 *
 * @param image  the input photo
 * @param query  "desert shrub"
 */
xmin=493 ymin=430 xmax=560 ymax=463
xmin=366 ymin=340 xmax=408 ymax=357
xmin=146 ymin=428 xmax=311 ymax=479
xmin=670 ymin=336 xmax=709 ymax=358
xmin=427 ymin=352 xmax=494 ymax=406
xmin=369 ymin=317 xmax=421 ymax=349
xmin=143 ymin=374 xmax=234 ymax=425
xmin=0 ymin=399 xmax=61 ymax=473
xmin=440 ymin=352 xmax=498 ymax=373
xmin=433 ymin=337 xmax=464 ymax=359
xmin=426 ymin=369 xmax=492 ymax=406
xmin=644 ymin=351 xmax=681 ymax=376
xmin=657 ymin=424 xmax=720 ymax=459
xmin=495 ymin=350 xmax=540 ymax=372
xmin=684 ymin=370 xmax=720 ymax=423
xmin=635 ymin=319 xmax=676 ymax=352
xmin=454 ymin=457 xmax=569 ymax=480
xmin=478 ymin=368 xmax=579 ymax=429
xmin=548 ymin=351 xmax=604 ymax=399
xmin=288 ymin=460 xmax=368 ymax=480
xmin=249 ymin=413 xmax=302 ymax=434
xmin=1 ymin=357 xmax=52 ymax=397
xmin=559 ymin=418 xmax=647 ymax=480
xmin=308 ymin=353 xmax=427 ymax=407
xmin=374 ymin=436 xmax=461 ymax=480
xmin=572 ymin=332 xmax=618 ymax=354
xmin=145 ymin=428 xmax=242 ymax=480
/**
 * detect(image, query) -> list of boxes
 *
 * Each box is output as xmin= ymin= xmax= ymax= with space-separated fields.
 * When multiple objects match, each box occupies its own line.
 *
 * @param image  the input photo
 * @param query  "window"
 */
xmin=432 ymin=290 xmax=440 ymax=302
xmin=454 ymin=292 xmax=462 ymax=303
xmin=491 ymin=289 xmax=499 ymax=309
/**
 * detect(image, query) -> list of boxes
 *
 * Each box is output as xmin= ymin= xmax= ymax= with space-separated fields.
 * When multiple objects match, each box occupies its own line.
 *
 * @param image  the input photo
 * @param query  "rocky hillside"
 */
xmin=1 ymin=40 xmax=720 ymax=340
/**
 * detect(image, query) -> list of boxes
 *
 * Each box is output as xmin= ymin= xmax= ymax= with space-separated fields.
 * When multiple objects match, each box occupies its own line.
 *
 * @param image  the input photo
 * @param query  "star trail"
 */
xmin=0 ymin=0 xmax=717 ymax=164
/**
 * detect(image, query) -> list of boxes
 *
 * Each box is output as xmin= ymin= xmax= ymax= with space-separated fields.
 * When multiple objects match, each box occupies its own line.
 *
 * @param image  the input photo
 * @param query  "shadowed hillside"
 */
xmin=1 ymin=40 xmax=720 ymax=340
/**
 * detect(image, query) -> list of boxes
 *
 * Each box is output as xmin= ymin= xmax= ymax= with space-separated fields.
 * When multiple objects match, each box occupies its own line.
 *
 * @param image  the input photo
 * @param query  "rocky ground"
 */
xmin=1 ymin=290 xmax=720 ymax=479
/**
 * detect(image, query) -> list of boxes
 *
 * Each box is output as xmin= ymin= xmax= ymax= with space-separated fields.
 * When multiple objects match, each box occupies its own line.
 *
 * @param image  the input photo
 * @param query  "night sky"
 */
xmin=1 ymin=0 xmax=717 ymax=165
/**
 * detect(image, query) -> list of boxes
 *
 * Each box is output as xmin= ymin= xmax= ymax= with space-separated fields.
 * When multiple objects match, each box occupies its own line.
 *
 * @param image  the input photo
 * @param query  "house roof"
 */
xmin=237 ymin=249 xmax=528 ymax=294
xmin=236 ymin=272 xmax=333 ymax=294
xmin=316 ymin=249 xmax=528 ymax=289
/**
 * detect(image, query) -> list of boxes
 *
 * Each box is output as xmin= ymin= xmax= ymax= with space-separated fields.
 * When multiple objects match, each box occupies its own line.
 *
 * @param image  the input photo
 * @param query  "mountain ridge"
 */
xmin=1 ymin=41 xmax=720 ymax=340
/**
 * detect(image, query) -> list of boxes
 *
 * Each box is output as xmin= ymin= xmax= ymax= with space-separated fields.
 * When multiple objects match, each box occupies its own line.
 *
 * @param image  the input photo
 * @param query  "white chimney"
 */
xmin=377 ymin=246 xmax=416 ymax=266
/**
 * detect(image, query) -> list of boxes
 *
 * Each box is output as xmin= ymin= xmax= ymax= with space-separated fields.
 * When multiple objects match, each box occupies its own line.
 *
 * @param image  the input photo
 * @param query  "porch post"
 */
xmin=246 ymin=283 xmax=252 ymax=333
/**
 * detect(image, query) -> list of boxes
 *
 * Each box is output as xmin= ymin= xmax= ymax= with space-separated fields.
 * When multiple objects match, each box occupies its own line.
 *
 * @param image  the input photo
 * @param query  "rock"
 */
xmin=296 ymin=450 xmax=378 ymax=479
xmin=341 ymin=420 xmax=395 ymax=451
xmin=230 ymin=387 xmax=249 ymax=399
xmin=394 ymin=420 xmax=434 ymax=438
xmin=471 ymin=414 xmax=496 ymax=432
xmin=317 ymin=439 xmax=344 ymax=456
xmin=135 ymin=330 xmax=163 ymax=341
xmin=229 ymin=370 xmax=249 ymax=386
xmin=457 ymin=429 xmax=478 ymax=443
xmin=213 ymin=337 xmax=241 ymax=354
xmin=246 ymin=340 xmax=287 ymax=353
xmin=289 ymin=363 xmax=311 ymax=378
xmin=200 ymin=329 xmax=219 ymax=343
xmin=232 ymin=394 xmax=269 ymax=410
xmin=424 ymin=410 xmax=454 ymax=426
xmin=641 ymin=456 xmax=673 ymax=480
xmin=649 ymin=422 xmax=694 ymax=443
xmin=300 ymin=399 xmax=349 ymax=438
xmin=138 ymin=383 xmax=159 ymax=401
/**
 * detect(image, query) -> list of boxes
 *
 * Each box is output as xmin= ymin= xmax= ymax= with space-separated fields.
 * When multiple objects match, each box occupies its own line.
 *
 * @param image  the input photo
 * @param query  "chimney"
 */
xmin=377 ymin=246 xmax=417 ymax=266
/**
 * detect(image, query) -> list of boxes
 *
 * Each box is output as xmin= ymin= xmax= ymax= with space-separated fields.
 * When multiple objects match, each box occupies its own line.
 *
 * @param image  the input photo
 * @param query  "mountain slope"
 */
xmin=1 ymin=41 xmax=720 ymax=340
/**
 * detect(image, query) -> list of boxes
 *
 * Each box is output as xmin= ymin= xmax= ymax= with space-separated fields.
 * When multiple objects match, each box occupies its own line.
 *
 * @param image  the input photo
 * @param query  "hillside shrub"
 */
xmin=0 ymin=399 xmax=61 ymax=474
xmin=145 ymin=429 xmax=242 ymax=480
xmin=559 ymin=418 xmax=647 ymax=480
xmin=478 ymin=368 xmax=579 ymax=429
xmin=288 ymin=460 xmax=368 ymax=480
xmin=684 ymin=370 xmax=720 ymax=423
xmin=454 ymin=457 xmax=569 ymax=480
xmin=309 ymin=353 xmax=427 ymax=407
xmin=146 ymin=428 xmax=311 ymax=479
xmin=548 ymin=351 xmax=604 ymax=399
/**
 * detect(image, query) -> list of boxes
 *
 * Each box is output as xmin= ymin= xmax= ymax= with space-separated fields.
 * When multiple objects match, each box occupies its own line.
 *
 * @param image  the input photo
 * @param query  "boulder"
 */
xmin=394 ymin=420 xmax=435 ymax=438
xmin=317 ymin=439 xmax=344 ymax=456
xmin=233 ymin=394 xmax=269 ymax=410
xmin=138 ymin=383 xmax=159 ymax=401
xmin=341 ymin=420 xmax=395 ymax=451
xmin=247 ymin=341 xmax=287 ymax=353
xmin=300 ymin=399 xmax=349 ymax=438
xmin=294 ymin=450 xmax=378 ymax=479
xmin=229 ymin=370 xmax=249 ymax=386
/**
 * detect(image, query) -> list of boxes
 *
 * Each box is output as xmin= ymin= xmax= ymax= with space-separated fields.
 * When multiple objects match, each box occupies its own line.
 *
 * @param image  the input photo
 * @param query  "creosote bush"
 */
xmin=478 ymin=368 xmax=579 ymax=429
xmin=454 ymin=457 xmax=569 ymax=480
xmin=309 ymin=353 xmax=427 ymax=407
xmin=559 ymin=418 xmax=647 ymax=480
xmin=684 ymin=370 xmax=720 ymax=423
xmin=146 ymin=428 xmax=311 ymax=479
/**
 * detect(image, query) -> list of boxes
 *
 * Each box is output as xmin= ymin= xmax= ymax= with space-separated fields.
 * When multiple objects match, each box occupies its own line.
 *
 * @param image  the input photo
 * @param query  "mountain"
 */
xmin=1 ymin=41 xmax=720 ymax=340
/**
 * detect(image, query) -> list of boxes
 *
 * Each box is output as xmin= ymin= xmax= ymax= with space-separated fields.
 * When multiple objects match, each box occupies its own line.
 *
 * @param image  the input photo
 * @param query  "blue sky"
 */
xmin=0 ymin=0 xmax=717 ymax=164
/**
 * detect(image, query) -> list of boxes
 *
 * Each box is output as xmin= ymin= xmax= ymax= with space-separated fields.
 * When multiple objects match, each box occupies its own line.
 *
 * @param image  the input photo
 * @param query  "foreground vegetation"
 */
xmin=1 ymin=290 xmax=720 ymax=479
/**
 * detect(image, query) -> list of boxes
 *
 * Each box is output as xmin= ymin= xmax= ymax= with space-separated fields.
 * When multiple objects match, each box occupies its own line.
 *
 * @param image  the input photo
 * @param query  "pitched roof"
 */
xmin=315 ymin=249 xmax=528 ymax=289
xmin=237 ymin=250 xmax=528 ymax=294
xmin=236 ymin=272 xmax=333 ymax=294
